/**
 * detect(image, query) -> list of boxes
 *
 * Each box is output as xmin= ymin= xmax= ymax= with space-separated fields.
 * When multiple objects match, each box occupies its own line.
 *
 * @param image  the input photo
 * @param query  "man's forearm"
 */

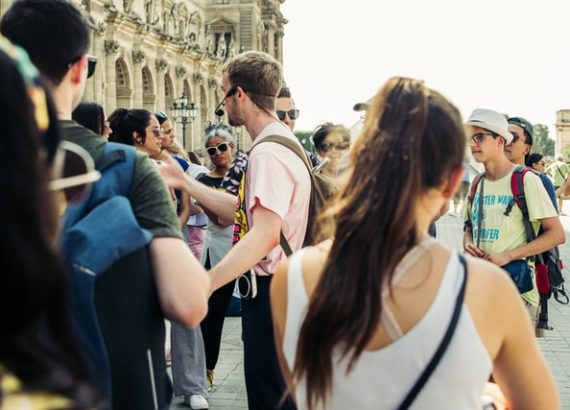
xmin=182 ymin=175 xmax=236 ymax=223
xmin=209 ymin=223 xmax=280 ymax=292
xmin=507 ymin=227 xmax=565 ymax=261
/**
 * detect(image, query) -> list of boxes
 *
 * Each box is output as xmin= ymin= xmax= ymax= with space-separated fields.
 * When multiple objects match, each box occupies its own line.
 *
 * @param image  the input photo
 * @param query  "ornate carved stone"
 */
xmin=94 ymin=21 xmax=106 ymax=36
xmin=132 ymin=50 xmax=146 ymax=64
xmin=155 ymin=59 xmax=168 ymax=72
xmin=192 ymin=73 xmax=203 ymax=84
xmin=123 ymin=0 xmax=134 ymax=13
xmin=208 ymin=78 xmax=218 ymax=89
xmin=104 ymin=40 xmax=120 ymax=55
xmin=175 ymin=66 xmax=187 ymax=78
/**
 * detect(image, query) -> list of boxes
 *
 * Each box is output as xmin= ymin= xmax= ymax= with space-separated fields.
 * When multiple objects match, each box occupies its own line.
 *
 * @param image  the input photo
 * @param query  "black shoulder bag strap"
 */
xmin=398 ymin=254 xmax=469 ymax=410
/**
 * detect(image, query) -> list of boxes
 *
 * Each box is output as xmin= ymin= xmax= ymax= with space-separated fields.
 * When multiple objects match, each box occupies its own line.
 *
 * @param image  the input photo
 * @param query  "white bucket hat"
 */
xmin=465 ymin=108 xmax=513 ymax=144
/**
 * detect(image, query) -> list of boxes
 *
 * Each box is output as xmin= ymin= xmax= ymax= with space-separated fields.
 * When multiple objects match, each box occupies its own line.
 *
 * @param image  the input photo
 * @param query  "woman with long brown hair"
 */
xmin=271 ymin=77 xmax=558 ymax=409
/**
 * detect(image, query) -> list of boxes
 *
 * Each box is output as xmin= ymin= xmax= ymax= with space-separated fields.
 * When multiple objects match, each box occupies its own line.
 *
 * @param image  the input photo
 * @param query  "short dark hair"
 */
xmin=278 ymin=86 xmax=291 ymax=99
xmin=526 ymin=152 xmax=544 ymax=168
xmin=312 ymin=122 xmax=350 ymax=149
xmin=1 ymin=0 xmax=92 ymax=85
xmin=108 ymin=108 xmax=153 ymax=146
xmin=72 ymin=102 xmax=105 ymax=135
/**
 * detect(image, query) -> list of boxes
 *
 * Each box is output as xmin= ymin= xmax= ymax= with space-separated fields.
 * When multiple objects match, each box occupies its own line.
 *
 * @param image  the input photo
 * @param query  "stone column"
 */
xmin=275 ymin=29 xmax=284 ymax=64
xmin=192 ymin=72 xmax=204 ymax=151
xmin=155 ymin=58 xmax=168 ymax=111
xmin=175 ymin=66 xmax=188 ymax=149
xmin=0 ymin=0 xmax=12 ymax=15
xmin=266 ymin=22 xmax=275 ymax=57
xmin=104 ymin=40 xmax=120 ymax=116
xmin=208 ymin=77 xmax=218 ymax=124
xmin=132 ymin=50 xmax=145 ymax=108
xmin=86 ymin=22 xmax=106 ymax=104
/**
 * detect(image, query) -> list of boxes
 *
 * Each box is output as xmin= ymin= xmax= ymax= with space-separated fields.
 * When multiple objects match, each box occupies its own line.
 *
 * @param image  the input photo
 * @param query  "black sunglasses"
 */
xmin=214 ymin=87 xmax=238 ymax=115
xmin=276 ymin=109 xmax=300 ymax=121
xmin=318 ymin=141 xmax=350 ymax=153
xmin=68 ymin=55 xmax=97 ymax=79
xmin=206 ymin=142 xmax=230 ymax=156
xmin=87 ymin=57 xmax=97 ymax=78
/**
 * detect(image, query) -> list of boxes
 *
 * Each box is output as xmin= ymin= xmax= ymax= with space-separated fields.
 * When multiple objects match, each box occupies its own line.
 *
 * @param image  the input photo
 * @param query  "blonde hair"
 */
xmin=222 ymin=51 xmax=282 ymax=110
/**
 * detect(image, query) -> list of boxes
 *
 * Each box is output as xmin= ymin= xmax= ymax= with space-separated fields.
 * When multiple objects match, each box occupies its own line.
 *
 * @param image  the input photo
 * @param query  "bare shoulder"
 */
xmin=464 ymin=256 xmax=519 ymax=296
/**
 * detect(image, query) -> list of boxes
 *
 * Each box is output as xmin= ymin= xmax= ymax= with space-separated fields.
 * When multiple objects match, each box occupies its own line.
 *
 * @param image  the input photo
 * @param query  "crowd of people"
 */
xmin=0 ymin=1 xmax=565 ymax=410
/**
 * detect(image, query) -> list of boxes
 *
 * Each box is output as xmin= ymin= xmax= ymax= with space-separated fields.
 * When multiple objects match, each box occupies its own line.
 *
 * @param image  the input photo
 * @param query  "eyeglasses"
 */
xmin=150 ymin=127 xmax=164 ymax=137
xmin=87 ymin=57 xmax=97 ymax=78
xmin=276 ymin=109 xmax=300 ymax=121
xmin=48 ymin=141 xmax=101 ymax=204
xmin=318 ymin=141 xmax=350 ymax=152
xmin=470 ymin=132 xmax=497 ymax=144
xmin=214 ymin=87 xmax=238 ymax=114
xmin=206 ymin=142 xmax=230 ymax=156
xmin=67 ymin=55 xmax=97 ymax=79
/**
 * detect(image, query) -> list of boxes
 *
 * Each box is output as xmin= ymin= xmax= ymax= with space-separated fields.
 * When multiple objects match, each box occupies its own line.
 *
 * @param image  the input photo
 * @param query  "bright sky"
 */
xmin=280 ymin=0 xmax=570 ymax=138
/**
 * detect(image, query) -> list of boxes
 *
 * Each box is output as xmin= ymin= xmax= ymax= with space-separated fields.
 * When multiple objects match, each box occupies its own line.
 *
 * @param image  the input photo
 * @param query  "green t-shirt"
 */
xmin=464 ymin=168 xmax=557 ymax=306
xmin=546 ymin=161 xmax=570 ymax=186
xmin=59 ymin=120 xmax=183 ymax=240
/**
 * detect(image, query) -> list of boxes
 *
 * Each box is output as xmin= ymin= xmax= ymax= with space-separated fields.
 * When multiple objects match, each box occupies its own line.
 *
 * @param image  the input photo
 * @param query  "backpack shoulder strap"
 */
xmin=508 ymin=165 xmax=536 ymax=244
xmin=464 ymin=173 xmax=484 ymax=232
xmin=468 ymin=173 xmax=484 ymax=207
xmin=255 ymin=135 xmax=313 ymax=172
xmin=100 ymin=142 xmax=137 ymax=196
xmin=253 ymin=135 xmax=311 ymax=257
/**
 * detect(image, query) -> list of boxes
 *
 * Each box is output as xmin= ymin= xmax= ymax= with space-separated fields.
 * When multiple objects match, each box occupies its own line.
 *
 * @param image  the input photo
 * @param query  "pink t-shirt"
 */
xmin=246 ymin=121 xmax=311 ymax=276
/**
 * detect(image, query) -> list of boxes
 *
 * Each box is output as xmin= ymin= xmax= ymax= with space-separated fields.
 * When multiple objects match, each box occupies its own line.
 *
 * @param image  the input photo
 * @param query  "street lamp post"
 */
xmin=171 ymin=92 xmax=197 ymax=149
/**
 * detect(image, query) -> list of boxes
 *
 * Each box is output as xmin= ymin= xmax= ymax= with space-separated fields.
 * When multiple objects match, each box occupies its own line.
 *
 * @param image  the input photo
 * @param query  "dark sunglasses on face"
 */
xmin=318 ymin=141 xmax=350 ymax=152
xmin=87 ymin=57 xmax=97 ymax=78
xmin=206 ymin=142 xmax=230 ymax=156
xmin=68 ymin=55 xmax=97 ymax=79
xmin=150 ymin=127 xmax=164 ymax=137
xmin=276 ymin=109 xmax=300 ymax=121
xmin=470 ymin=132 xmax=497 ymax=144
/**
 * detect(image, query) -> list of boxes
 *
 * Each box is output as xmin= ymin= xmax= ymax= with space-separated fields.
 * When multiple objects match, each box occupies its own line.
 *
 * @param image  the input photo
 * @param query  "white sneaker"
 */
xmin=186 ymin=394 xmax=209 ymax=409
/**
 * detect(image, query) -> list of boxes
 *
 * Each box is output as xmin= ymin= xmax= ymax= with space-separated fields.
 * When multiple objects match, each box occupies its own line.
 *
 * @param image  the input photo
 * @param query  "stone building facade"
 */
xmin=0 ymin=0 xmax=287 ymax=151
xmin=555 ymin=110 xmax=570 ymax=157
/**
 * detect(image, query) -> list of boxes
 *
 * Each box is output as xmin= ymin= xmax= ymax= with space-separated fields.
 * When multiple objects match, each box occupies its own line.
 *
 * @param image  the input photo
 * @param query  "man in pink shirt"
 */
xmin=217 ymin=51 xmax=310 ymax=410
xmin=162 ymin=51 xmax=310 ymax=409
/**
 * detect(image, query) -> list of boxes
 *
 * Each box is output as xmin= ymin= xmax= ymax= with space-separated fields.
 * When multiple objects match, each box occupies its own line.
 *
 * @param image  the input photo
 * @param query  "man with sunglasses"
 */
xmin=165 ymin=51 xmax=309 ymax=410
xmin=276 ymin=85 xmax=300 ymax=130
xmin=463 ymin=108 xmax=563 ymax=330
xmin=214 ymin=51 xmax=308 ymax=410
xmin=1 ymin=1 xmax=210 ymax=408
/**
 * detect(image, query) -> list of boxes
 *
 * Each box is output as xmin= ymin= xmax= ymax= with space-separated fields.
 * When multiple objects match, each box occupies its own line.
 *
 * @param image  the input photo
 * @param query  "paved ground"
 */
xmin=171 ymin=201 xmax=570 ymax=409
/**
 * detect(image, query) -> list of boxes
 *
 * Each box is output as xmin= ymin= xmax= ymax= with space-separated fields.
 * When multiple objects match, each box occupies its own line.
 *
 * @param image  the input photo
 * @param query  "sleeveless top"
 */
xmin=283 ymin=247 xmax=492 ymax=410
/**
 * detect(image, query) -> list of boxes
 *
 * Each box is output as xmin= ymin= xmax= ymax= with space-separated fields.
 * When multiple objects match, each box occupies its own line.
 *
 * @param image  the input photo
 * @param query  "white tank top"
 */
xmin=283 ymin=248 xmax=492 ymax=410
